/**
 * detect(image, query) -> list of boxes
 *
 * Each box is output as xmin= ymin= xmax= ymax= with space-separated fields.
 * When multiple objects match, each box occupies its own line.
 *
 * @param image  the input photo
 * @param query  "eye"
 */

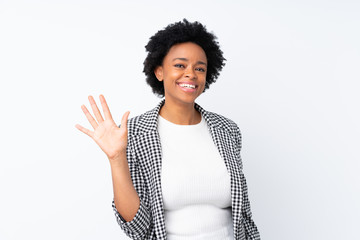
xmin=196 ymin=67 xmax=206 ymax=72
xmin=174 ymin=64 xmax=185 ymax=68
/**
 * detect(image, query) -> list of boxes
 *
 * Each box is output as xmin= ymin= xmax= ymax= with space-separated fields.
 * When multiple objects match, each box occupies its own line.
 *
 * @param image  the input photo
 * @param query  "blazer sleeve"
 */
xmin=235 ymin=126 xmax=261 ymax=240
xmin=112 ymin=199 xmax=151 ymax=239
xmin=111 ymin=130 xmax=152 ymax=239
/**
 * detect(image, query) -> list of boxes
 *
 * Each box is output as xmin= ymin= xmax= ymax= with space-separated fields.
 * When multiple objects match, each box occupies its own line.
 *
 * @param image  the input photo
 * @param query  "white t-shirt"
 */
xmin=158 ymin=114 xmax=234 ymax=240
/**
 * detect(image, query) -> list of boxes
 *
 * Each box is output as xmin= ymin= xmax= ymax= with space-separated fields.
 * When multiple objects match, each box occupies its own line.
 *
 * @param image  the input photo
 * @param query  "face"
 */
xmin=154 ymin=42 xmax=207 ymax=106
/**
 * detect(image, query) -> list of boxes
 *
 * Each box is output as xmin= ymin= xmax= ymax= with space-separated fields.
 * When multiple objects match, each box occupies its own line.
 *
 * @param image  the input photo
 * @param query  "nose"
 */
xmin=185 ymin=67 xmax=196 ymax=79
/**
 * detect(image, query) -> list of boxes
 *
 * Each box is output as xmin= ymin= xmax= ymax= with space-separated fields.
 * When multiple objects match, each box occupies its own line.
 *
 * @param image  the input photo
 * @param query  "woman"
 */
xmin=76 ymin=19 xmax=260 ymax=240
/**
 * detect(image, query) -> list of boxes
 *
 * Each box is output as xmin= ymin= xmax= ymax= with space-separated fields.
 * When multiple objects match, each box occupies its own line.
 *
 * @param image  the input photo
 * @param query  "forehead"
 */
xmin=164 ymin=42 xmax=207 ymax=62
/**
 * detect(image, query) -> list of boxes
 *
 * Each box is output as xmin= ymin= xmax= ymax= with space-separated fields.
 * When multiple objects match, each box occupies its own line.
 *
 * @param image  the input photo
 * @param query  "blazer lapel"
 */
xmin=196 ymin=104 xmax=243 ymax=238
xmin=133 ymin=99 xmax=167 ymax=239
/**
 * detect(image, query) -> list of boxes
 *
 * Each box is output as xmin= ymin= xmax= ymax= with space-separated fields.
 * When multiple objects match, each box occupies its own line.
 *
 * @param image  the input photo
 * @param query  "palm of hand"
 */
xmin=93 ymin=119 xmax=127 ymax=159
xmin=76 ymin=95 xmax=130 ymax=161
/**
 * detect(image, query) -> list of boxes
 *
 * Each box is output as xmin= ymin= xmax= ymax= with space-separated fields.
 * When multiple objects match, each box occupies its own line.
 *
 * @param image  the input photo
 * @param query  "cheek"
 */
xmin=163 ymin=70 xmax=181 ymax=84
xmin=197 ymin=80 xmax=206 ymax=93
xmin=200 ymin=83 xmax=206 ymax=92
xmin=168 ymin=71 xmax=182 ymax=79
xmin=199 ymin=75 xmax=207 ymax=87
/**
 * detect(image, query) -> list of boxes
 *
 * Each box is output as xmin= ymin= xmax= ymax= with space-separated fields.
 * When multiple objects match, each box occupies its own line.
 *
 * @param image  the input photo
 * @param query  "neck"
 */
xmin=159 ymin=99 xmax=201 ymax=125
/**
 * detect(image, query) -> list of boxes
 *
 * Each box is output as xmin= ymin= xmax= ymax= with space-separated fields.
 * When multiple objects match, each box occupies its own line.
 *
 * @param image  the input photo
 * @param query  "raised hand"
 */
xmin=75 ymin=95 xmax=130 ymax=163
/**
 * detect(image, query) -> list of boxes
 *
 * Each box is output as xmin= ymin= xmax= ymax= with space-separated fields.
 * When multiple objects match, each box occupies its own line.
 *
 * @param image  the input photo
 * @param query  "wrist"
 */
xmin=108 ymin=152 xmax=127 ymax=167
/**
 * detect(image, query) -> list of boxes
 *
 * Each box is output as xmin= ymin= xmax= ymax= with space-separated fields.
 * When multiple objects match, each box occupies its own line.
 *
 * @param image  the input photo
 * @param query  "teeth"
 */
xmin=179 ymin=83 xmax=196 ymax=89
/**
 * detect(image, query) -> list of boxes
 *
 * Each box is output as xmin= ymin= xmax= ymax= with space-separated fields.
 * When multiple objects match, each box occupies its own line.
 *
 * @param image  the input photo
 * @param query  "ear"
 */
xmin=154 ymin=66 xmax=164 ymax=81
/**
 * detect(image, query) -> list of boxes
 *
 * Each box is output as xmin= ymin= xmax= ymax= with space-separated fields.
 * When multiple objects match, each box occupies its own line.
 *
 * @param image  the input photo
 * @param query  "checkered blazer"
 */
xmin=112 ymin=99 xmax=260 ymax=240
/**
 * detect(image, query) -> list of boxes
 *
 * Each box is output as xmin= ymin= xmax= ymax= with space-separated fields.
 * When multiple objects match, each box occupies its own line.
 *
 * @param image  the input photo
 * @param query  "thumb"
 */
xmin=120 ymin=111 xmax=130 ymax=130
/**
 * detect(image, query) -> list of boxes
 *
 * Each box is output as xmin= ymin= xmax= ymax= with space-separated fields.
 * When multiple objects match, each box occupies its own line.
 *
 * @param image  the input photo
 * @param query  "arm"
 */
xmin=235 ymin=125 xmax=261 ymax=240
xmin=240 ymin=172 xmax=261 ymax=240
xmin=111 ymin=149 xmax=151 ymax=238
xmin=111 ymin=151 xmax=151 ymax=238
xmin=76 ymin=95 xmax=151 ymax=238
xmin=110 ymin=153 xmax=140 ymax=222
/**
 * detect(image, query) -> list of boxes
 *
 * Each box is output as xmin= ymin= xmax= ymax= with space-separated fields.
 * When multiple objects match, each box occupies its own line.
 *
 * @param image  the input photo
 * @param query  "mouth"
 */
xmin=177 ymin=82 xmax=198 ymax=92
xmin=179 ymin=83 xmax=196 ymax=89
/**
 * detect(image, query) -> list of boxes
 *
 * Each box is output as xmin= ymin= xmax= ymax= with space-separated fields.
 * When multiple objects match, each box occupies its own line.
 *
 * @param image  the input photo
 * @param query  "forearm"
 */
xmin=110 ymin=152 xmax=140 ymax=222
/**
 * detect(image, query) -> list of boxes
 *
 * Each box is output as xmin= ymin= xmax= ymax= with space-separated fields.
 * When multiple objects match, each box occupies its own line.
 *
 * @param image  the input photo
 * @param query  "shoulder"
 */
xmin=195 ymin=102 xmax=241 ymax=138
xmin=126 ymin=114 xmax=143 ymax=134
xmin=205 ymin=110 xmax=241 ymax=135
xmin=119 ymin=100 xmax=162 ymax=136
xmin=124 ymin=105 xmax=160 ymax=136
xmin=203 ymin=109 xmax=242 ymax=150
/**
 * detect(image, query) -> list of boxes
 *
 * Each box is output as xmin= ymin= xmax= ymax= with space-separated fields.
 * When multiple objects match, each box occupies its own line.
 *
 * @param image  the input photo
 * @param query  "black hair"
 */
xmin=143 ymin=19 xmax=226 ymax=97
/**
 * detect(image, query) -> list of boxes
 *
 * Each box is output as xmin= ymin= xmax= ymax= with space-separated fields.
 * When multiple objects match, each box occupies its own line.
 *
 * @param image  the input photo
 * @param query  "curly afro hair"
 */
xmin=143 ymin=19 xmax=226 ymax=97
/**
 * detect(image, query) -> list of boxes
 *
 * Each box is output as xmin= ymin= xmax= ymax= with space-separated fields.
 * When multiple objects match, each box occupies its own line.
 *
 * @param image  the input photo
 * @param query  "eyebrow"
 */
xmin=172 ymin=58 xmax=207 ymax=66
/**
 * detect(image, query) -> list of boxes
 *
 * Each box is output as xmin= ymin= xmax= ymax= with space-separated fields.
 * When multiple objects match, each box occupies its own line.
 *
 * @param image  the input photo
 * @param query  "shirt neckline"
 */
xmin=158 ymin=114 xmax=204 ymax=127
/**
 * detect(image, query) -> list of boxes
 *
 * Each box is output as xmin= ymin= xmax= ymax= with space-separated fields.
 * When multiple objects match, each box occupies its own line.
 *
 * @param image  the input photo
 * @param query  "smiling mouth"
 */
xmin=178 ymin=83 xmax=197 ymax=89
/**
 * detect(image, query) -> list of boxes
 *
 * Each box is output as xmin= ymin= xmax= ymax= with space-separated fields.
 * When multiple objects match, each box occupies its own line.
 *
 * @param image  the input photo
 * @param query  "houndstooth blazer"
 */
xmin=112 ymin=99 xmax=260 ymax=240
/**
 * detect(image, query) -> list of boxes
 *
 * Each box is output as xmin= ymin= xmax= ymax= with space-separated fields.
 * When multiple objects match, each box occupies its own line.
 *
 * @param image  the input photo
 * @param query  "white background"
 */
xmin=1 ymin=0 xmax=359 ymax=239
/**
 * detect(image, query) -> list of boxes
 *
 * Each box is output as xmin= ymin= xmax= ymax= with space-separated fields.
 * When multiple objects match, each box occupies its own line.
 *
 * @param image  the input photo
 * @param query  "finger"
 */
xmin=99 ymin=94 xmax=113 ymax=120
xmin=88 ymin=95 xmax=104 ymax=123
xmin=75 ymin=124 xmax=94 ymax=138
xmin=81 ymin=104 xmax=98 ymax=129
xmin=120 ymin=111 xmax=130 ymax=130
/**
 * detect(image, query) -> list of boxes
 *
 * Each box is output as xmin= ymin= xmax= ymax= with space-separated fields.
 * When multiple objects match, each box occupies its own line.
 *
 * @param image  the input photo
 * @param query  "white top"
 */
xmin=158 ymin=114 xmax=233 ymax=240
